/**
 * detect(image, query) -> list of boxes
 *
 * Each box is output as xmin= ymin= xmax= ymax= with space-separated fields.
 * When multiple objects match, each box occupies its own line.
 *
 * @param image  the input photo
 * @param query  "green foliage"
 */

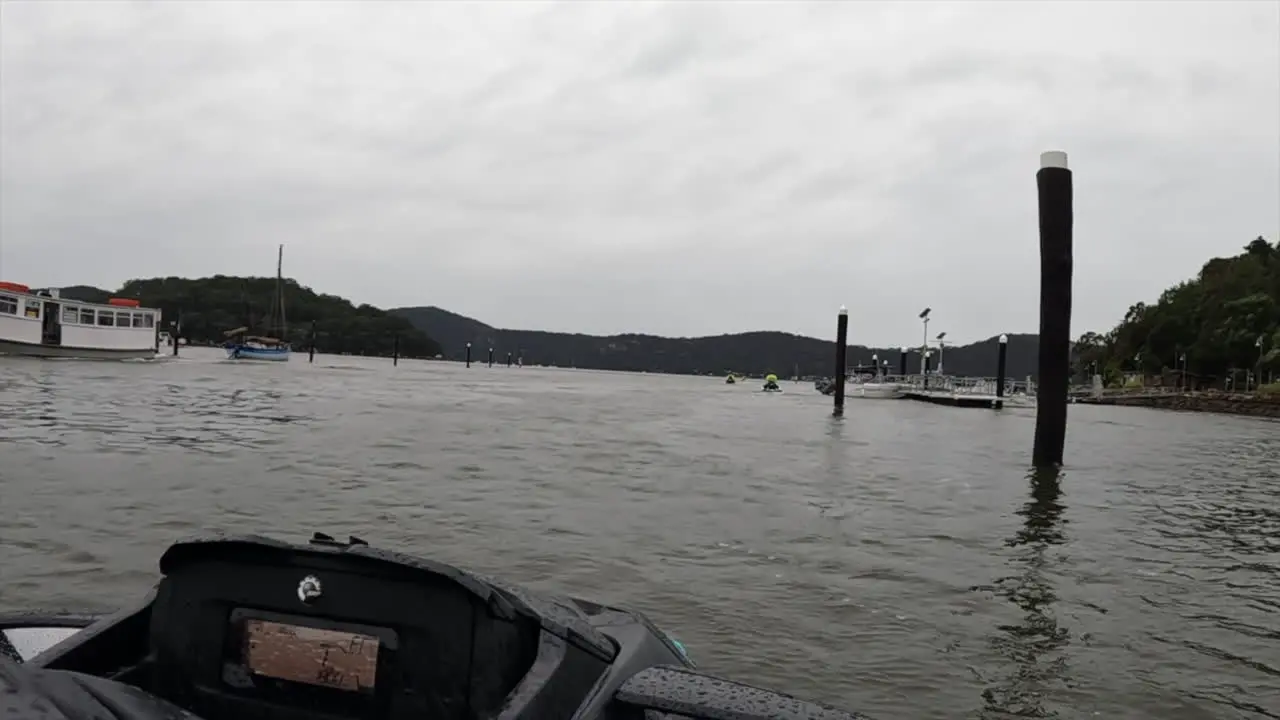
xmin=1074 ymin=236 xmax=1278 ymax=382
xmin=63 ymin=276 xmax=441 ymax=358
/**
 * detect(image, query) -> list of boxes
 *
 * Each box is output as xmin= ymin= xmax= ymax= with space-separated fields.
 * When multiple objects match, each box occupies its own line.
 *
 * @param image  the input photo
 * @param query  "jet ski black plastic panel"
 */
xmin=145 ymin=534 xmax=614 ymax=720
xmin=17 ymin=532 xmax=867 ymax=719
xmin=1 ymin=657 xmax=199 ymax=720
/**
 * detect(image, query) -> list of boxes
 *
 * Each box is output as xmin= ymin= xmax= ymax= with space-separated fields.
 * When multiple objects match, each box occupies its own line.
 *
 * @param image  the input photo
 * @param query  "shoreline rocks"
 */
xmin=1078 ymin=391 xmax=1280 ymax=419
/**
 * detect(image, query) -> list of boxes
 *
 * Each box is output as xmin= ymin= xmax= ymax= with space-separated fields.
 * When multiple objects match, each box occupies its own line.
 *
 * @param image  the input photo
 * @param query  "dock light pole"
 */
xmin=1032 ymin=150 xmax=1073 ymax=468
xmin=935 ymin=332 xmax=947 ymax=374
xmin=918 ymin=308 xmax=931 ymax=374
xmin=1257 ymin=335 xmax=1266 ymax=391
xmin=833 ymin=306 xmax=849 ymax=417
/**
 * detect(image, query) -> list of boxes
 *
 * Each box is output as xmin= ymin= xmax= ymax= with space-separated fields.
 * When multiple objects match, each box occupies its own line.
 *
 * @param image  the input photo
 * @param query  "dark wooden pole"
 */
xmin=308 ymin=320 xmax=316 ymax=363
xmin=994 ymin=333 xmax=1008 ymax=410
xmin=488 ymin=347 xmax=494 ymax=368
xmin=465 ymin=342 xmax=472 ymax=368
xmin=506 ymin=352 xmax=512 ymax=367
xmin=392 ymin=334 xmax=399 ymax=366
xmin=1033 ymin=151 xmax=1073 ymax=467
xmin=898 ymin=347 xmax=907 ymax=376
xmin=833 ymin=306 xmax=848 ymax=417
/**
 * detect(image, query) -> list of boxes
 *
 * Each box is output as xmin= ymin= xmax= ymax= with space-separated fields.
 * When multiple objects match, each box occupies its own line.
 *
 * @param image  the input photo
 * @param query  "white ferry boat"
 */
xmin=0 ymin=282 xmax=163 ymax=360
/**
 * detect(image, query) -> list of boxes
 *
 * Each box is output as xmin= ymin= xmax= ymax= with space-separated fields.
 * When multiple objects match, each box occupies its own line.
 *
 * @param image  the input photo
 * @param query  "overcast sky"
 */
xmin=2 ymin=1 xmax=1277 ymax=344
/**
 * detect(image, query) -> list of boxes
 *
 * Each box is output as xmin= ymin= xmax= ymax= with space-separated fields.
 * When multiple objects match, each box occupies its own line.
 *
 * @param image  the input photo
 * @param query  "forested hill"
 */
xmin=390 ymin=305 xmax=1041 ymax=378
xmin=58 ymin=276 xmax=441 ymax=358
xmin=1073 ymin=236 xmax=1279 ymax=383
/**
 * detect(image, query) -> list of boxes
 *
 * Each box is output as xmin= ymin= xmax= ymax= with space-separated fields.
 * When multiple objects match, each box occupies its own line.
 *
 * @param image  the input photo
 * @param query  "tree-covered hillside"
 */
xmin=391 ymin=305 xmax=1043 ymax=379
xmin=60 ymin=276 xmax=441 ymax=358
xmin=1074 ymin=236 xmax=1278 ymax=384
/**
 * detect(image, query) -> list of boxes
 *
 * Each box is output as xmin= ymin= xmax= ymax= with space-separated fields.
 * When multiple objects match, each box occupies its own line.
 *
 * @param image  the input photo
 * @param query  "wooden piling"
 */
xmin=392 ymin=334 xmax=399 ymax=366
xmin=465 ymin=342 xmax=472 ymax=368
xmin=994 ymin=333 xmax=1008 ymax=410
xmin=833 ymin=306 xmax=848 ymax=417
xmin=308 ymin=320 xmax=316 ymax=363
xmin=1033 ymin=151 xmax=1074 ymax=467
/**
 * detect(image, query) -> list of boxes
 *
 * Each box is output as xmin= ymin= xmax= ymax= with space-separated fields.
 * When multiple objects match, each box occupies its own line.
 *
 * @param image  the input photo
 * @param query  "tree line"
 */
xmin=60 ymin=276 xmax=442 ymax=358
xmin=390 ymin=305 xmax=1045 ymax=379
xmin=1073 ymin=236 xmax=1279 ymax=388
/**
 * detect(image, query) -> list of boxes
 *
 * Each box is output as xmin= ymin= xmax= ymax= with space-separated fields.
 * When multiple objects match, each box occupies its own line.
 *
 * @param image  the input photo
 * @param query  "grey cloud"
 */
xmin=1 ymin=1 xmax=1276 ymax=344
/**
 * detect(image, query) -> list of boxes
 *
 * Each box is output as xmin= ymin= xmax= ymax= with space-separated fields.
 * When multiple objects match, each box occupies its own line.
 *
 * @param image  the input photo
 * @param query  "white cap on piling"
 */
xmin=900 ymin=346 xmax=909 ymax=353
xmin=1040 ymin=151 xmax=1068 ymax=170
xmin=839 ymin=305 xmax=848 ymax=315
xmin=999 ymin=334 xmax=1008 ymax=344
xmin=466 ymin=342 xmax=472 ymax=347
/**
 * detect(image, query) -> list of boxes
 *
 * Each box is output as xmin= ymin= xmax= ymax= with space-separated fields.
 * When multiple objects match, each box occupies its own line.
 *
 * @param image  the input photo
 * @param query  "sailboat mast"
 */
xmin=276 ymin=244 xmax=287 ymax=338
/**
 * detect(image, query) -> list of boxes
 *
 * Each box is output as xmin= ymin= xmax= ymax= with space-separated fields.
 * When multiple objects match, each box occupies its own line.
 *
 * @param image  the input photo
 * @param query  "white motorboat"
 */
xmin=845 ymin=380 xmax=904 ymax=399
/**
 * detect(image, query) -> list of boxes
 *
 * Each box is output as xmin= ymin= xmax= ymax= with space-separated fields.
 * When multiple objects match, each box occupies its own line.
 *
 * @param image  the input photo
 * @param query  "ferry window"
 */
xmin=144 ymin=313 xmax=155 ymax=328
xmin=24 ymin=301 xmax=40 ymax=319
xmin=97 ymin=311 xmax=115 ymax=327
xmin=80 ymin=308 xmax=95 ymax=324
xmin=0 ymin=294 xmax=15 ymax=315
xmin=132 ymin=312 xmax=146 ymax=328
xmin=62 ymin=306 xmax=79 ymax=324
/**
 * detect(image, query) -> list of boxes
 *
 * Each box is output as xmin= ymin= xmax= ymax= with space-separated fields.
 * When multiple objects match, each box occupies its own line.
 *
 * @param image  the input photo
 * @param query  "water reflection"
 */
xmin=981 ymin=467 xmax=1070 ymax=718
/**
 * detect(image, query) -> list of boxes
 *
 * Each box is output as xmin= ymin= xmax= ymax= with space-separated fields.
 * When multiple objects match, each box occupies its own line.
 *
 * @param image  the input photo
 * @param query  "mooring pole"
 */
xmin=465 ymin=342 xmax=472 ymax=368
xmin=506 ymin=352 xmax=512 ymax=368
xmin=1033 ymin=150 xmax=1073 ymax=467
xmin=172 ymin=315 xmax=181 ymax=357
xmin=308 ymin=320 xmax=316 ymax=363
xmin=392 ymin=334 xmax=399 ymax=366
xmin=488 ymin=347 xmax=494 ymax=368
xmin=898 ymin=347 xmax=908 ymax=376
xmin=833 ymin=306 xmax=848 ymax=417
xmin=994 ymin=334 xmax=1008 ymax=410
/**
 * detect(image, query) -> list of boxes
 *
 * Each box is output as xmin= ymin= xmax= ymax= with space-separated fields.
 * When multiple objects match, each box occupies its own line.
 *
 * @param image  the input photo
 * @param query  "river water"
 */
xmin=0 ymin=347 xmax=1276 ymax=719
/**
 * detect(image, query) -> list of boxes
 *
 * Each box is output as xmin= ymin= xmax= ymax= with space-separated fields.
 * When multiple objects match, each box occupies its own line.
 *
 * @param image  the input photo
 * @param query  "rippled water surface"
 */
xmin=1 ymin=348 xmax=1277 ymax=719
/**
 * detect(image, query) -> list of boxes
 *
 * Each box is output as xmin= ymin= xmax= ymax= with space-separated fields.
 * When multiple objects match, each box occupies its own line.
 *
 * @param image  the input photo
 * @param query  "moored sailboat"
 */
xmin=224 ymin=245 xmax=291 ymax=362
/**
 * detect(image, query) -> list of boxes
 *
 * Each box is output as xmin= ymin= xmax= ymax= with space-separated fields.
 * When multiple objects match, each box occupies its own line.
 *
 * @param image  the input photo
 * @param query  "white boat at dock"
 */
xmin=841 ymin=366 xmax=905 ymax=399
xmin=845 ymin=379 xmax=904 ymax=399
xmin=0 ymin=282 xmax=163 ymax=360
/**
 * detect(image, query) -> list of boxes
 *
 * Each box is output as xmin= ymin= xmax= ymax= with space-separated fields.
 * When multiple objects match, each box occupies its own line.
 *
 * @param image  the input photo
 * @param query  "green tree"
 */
xmin=67 ymin=275 xmax=441 ymax=358
xmin=1081 ymin=236 xmax=1278 ymax=385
